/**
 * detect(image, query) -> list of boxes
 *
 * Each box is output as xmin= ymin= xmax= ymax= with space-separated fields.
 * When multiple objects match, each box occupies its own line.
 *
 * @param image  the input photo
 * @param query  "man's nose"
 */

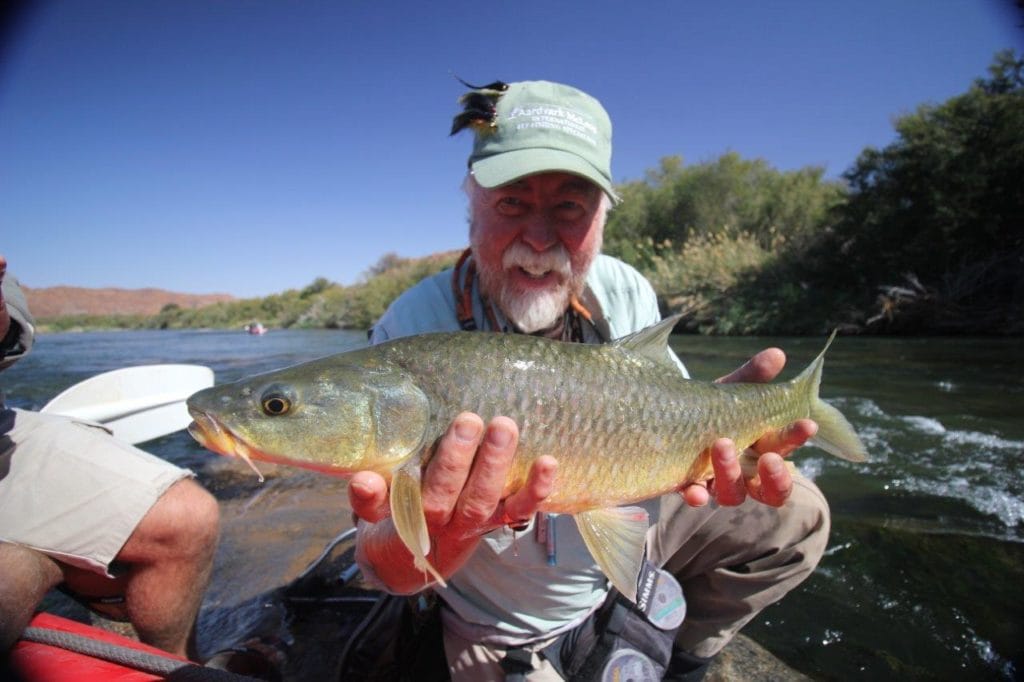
xmin=519 ymin=218 xmax=557 ymax=252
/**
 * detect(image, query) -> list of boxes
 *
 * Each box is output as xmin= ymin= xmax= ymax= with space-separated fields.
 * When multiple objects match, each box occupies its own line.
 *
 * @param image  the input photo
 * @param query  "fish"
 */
xmin=186 ymin=315 xmax=866 ymax=601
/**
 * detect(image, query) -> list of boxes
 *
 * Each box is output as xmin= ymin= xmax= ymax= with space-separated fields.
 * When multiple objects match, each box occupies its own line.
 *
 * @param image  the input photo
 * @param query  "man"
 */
xmin=0 ymin=254 xmax=220 ymax=660
xmin=349 ymin=81 xmax=825 ymax=680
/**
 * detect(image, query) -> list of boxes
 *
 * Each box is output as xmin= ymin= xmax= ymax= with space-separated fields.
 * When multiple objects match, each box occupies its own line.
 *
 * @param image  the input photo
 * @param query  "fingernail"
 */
xmin=454 ymin=418 xmax=481 ymax=443
xmin=765 ymin=458 xmax=784 ymax=475
xmin=350 ymin=479 xmax=372 ymax=498
xmin=487 ymin=426 xmax=513 ymax=448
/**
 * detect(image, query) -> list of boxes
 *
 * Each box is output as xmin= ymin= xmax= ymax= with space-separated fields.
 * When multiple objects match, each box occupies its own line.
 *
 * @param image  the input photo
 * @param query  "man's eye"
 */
xmin=555 ymin=201 xmax=585 ymax=220
xmin=496 ymin=198 xmax=526 ymax=215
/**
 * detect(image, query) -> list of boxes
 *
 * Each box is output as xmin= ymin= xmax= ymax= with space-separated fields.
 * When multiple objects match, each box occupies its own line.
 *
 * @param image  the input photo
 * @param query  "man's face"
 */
xmin=469 ymin=172 xmax=605 ymax=333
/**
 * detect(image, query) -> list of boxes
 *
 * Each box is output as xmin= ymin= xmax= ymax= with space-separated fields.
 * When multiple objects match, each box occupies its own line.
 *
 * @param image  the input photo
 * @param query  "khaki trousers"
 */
xmin=443 ymin=475 xmax=830 ymax=679
xmin=649 ymin=475 xmax=830 ymax=659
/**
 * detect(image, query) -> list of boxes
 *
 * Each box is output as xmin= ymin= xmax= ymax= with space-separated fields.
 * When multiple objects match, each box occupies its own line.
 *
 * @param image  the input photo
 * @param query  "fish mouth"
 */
xmin=187 ymin=408 xmax=266 ymax=481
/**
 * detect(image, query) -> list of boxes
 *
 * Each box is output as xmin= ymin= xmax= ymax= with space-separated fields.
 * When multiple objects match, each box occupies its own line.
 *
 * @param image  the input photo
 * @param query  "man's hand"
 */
xmin=679 ymin=347 xmax=817 ymax=508
xmin=349 ymin=412 xmax=556 ymax=590
xmin=0 ymin=255 xmax=10 ymax=341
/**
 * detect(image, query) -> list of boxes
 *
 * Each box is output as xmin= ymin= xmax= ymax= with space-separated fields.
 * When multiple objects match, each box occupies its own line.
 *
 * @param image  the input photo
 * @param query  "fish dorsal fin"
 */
xmin=574 ymin=506 xmax=650 ymax=602
xmin=612 ymin=314 xmax=683 ymax=369
xmin=390 ymin=457 xmax=447 ymax=587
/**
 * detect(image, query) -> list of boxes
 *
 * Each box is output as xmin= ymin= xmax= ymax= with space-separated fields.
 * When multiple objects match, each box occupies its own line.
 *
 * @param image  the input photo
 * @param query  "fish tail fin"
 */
xmin=390 ymin=462 xmax=448 ymax=587
xmin=811 ymin=399 xmax=867 ymax=462
xmin=794 ymin=330 xmax=868 ymax=463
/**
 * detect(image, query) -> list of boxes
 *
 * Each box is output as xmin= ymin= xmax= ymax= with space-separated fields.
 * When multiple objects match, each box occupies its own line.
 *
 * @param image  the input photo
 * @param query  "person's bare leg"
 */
xmin=0 ymin=543 xmax=62 ymax=651
xmin=64 ymin=478 xmax=220 ymax=659
xmin=124 ymin=478 xmax=219 ymax=658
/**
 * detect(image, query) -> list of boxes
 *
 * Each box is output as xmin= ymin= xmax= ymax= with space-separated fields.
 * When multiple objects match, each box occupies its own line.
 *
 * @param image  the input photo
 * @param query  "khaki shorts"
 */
xmin=0 ymin=408 xmax=192 ymax=576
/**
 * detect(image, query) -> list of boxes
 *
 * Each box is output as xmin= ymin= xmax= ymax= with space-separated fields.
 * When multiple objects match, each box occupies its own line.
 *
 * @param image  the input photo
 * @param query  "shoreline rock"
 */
xmin=708 ymin=633 xmax=811 ymax=681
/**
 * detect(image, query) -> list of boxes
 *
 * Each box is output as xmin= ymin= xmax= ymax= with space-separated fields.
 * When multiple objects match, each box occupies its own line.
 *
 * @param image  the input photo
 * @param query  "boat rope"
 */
xmin=20 ymin=626 xmax=260 ymax=681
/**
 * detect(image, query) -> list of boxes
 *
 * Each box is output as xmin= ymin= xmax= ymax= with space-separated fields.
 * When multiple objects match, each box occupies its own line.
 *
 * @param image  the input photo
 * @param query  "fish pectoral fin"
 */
xmin=389 ymin=462 xmax=447 ymax=588
xmin=574 ymin=506 xmax=649 ymax=603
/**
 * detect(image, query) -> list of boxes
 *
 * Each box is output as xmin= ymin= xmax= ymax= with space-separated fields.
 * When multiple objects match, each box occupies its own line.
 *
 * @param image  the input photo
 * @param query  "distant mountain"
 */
xmin=22 ymin=285 xmax=236 ymax=319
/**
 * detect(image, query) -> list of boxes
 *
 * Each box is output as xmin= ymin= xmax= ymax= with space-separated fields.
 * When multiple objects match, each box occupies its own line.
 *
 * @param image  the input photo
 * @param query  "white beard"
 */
xmin=472 ymin=237 xmax=597 ymax=334
xmin=500 ymin=281 xmax=571 ymax=334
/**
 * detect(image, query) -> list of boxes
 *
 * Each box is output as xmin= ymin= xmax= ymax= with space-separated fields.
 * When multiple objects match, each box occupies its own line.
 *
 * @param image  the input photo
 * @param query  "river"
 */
xmin=3 ymin=329 xmax=1022 ymax=680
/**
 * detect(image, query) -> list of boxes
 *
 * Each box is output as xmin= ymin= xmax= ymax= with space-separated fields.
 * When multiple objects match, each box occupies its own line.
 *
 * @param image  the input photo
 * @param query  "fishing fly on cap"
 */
xmin=449 ymin=77 xmax=509 ymax=136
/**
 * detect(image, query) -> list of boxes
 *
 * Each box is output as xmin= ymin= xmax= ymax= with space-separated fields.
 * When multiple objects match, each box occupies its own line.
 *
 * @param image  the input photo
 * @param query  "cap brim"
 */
xmin=471 ymin=148 xmax=621 ymax=204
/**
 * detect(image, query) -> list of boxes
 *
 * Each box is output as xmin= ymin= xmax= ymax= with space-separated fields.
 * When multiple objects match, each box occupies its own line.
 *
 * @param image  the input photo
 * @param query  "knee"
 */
xmin=788 ymin=477 xmax=830 ymax=563
xmin=132 ymin=478 xmax=220 ymax=561
xmin=171 ymin=479 xmax=221 ymax=552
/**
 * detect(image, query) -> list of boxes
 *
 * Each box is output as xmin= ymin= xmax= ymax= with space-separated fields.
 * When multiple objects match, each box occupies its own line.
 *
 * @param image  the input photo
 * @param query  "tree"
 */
xmin=604 ymin=153 xmax=843 ymax=264
xmin=821 ymin=50 xmax=1024 ymax=332
xmin=301 ymin=277 xmax=333 ymax=298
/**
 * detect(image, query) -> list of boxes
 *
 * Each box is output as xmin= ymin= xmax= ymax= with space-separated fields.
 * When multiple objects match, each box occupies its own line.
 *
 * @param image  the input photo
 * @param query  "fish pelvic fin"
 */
xmin=613 ymin=314 xmax=684 ymax=370
xmin=794 ymin=330 xmax=868 ymax=463
xmin=574 ymin=506 xmax=649 ymax=603
xmin=390 ymin=460 xmax=447 ymax=587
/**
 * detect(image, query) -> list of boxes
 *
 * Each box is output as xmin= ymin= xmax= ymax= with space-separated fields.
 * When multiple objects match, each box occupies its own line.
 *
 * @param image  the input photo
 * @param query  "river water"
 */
xmin=3 ymin=329 xmax=1022 ymax=680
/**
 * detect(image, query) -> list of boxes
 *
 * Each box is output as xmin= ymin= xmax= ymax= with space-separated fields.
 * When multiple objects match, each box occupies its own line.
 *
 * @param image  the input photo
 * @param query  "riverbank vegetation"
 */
xmin=603 ymin=50 xmax=1022 ymax=335
xmin=39 ymin=51 xmax=1022 ymax=336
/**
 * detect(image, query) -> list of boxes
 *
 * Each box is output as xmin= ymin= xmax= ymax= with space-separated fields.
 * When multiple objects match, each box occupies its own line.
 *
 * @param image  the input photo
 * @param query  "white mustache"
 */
xmin=501 ymin=242 xmax=572 ymax=280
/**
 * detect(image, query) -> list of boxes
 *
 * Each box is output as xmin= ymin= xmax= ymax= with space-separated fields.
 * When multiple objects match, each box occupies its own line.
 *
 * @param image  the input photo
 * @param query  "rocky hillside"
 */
xmin=22 ymin=285 xmax=235 ymax=319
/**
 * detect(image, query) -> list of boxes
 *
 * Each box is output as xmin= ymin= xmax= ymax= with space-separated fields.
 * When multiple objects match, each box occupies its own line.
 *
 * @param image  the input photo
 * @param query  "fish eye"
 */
xmin=261 ymin=393 xmax=291 ymax=416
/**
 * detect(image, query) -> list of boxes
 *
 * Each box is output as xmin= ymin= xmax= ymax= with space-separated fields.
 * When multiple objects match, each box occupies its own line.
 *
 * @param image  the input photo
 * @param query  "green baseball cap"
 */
xmin=461 ymin=80 xmax=620 ymax=203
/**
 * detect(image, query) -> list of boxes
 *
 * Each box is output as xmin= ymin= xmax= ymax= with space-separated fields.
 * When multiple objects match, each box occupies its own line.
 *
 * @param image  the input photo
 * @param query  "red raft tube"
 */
xmin=9 ymin=612 xmax=216 ymax=681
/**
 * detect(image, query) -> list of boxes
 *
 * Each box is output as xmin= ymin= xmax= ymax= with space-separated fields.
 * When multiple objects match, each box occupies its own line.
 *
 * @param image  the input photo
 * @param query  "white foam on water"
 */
xmin=831 ymin=395 xmax=1024 ymax=531
xmin=897 ymin=476 xmax=1024 ymax=527
xmin=840 ymin=396 xmax=887 ymax=418
xmin=797 ymin=457 xmax=825 ymax=481
xmin=900 ymin=415 xmax=947 ymax=435
xmin=822 ymin=541 xmax=853 ymax=557
xmin=933 ymin=429 xmax=1023 ymax=525
xmin=956 ymin=615 xmax=1018 ymax=678
xmin=857 ymin=425 xmax=895 ymax=459
xmin=943 ymin=429 xmax=1022 ymax=450
xmin=820 ymin=628 xmax=843 ymax=646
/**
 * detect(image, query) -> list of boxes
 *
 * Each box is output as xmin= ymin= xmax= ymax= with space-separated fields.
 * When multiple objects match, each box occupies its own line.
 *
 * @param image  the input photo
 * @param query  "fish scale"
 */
xmin=187 ymin=315 xmax=866 ymax=600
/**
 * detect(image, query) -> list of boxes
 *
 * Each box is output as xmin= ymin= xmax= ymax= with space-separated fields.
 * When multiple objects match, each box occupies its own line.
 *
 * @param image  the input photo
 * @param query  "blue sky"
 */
xmin=1 ymin=1 xmax=1020 ymax=298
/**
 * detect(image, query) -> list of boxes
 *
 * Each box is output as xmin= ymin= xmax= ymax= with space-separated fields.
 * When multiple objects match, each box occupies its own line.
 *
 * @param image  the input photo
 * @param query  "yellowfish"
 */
xmin=187 ymin=316 xmax=866 ymax=600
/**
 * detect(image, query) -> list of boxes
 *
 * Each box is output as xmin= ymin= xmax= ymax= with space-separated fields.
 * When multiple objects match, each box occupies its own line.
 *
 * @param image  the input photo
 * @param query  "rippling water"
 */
xmin=670 ymin=334 xmax=1024 ymax=680
xmin=4 ymin=329 xmax=1022 ymax=679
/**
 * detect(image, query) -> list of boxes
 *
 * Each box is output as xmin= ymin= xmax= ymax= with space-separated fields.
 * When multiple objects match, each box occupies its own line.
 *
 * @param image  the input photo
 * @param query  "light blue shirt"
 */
xmin=363 ymin=254 xmax=688 ymax=645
